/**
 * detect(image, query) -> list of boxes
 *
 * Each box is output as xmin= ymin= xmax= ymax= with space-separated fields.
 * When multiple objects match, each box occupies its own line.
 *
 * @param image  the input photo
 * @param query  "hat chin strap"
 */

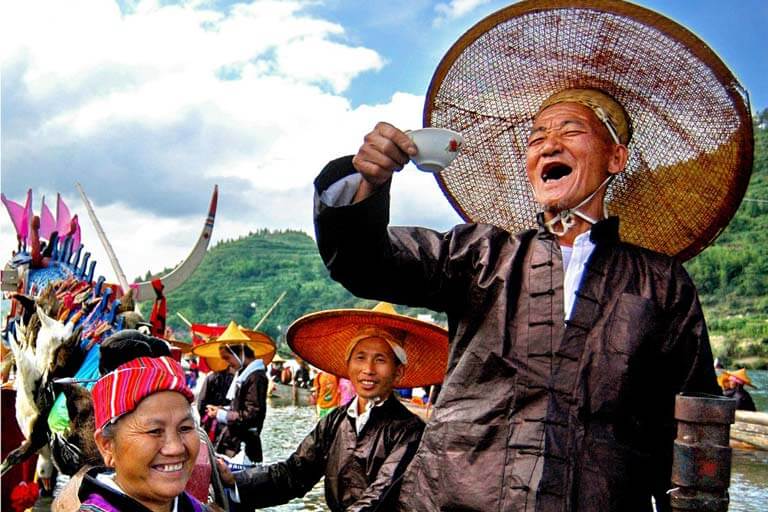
xmin=543 ymin=175 xmax=614 ymax=237
xmin=226 ymin=344 xmax=243 ymax=369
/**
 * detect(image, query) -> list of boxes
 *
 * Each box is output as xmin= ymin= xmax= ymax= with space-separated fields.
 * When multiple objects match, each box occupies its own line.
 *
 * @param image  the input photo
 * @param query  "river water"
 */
xmin=259 ymin=371 xmax=768 ymax=511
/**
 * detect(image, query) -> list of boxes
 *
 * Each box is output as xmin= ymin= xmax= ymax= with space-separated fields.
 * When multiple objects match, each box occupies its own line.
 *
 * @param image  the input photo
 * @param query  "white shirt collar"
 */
xmin=561 ymin=229 xmax=596 ymax=320
xmin=346 ymin=395 xmax=386 ymax=435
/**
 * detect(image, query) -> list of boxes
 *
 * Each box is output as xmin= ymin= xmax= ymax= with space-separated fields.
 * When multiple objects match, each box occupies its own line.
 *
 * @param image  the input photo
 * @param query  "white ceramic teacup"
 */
xmin=407 ymin=128 xmax=463 ymax=173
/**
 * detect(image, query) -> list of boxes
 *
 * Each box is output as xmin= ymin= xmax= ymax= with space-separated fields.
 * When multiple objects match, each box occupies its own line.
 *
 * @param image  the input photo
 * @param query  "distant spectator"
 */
xmin=719 ymin=368 xmax=758 ymax=411
xmin=313 ymin=370 xmax=340 ymax=418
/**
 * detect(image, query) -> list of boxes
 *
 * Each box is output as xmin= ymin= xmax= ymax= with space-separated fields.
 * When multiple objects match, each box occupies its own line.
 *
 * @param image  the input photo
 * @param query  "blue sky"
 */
xmin=2 ymin=0 xmax=766 ymax=283
xmin=321 ymin=0 xmax=768 ymax=111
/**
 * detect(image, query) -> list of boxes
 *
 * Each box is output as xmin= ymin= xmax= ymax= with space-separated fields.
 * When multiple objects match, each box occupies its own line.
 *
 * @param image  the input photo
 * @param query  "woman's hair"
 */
xmin=100 ymin=420 xmax=118 ymax=441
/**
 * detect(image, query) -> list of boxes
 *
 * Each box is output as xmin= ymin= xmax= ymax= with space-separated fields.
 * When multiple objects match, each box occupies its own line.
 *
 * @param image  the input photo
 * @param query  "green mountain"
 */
xmin=147 ymin=112 xmax=768 ymax=365
xmin=148 ymin=228 xmax=441 ymax=355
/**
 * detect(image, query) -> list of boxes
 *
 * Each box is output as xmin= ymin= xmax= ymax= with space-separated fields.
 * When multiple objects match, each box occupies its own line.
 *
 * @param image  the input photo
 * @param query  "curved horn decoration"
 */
xmin=132 ymin=186 xmax=218 ymax=302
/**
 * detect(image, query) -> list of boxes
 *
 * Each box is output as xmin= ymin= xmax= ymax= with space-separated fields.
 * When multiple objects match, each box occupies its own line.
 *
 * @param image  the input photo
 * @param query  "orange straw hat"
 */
xmin=722 ymin=368 xmax=757 ymax=388
xmin=192 ymin=320 xmax=277 ymax=368
xmin=287 ymin=302 xmax=449 ymax=388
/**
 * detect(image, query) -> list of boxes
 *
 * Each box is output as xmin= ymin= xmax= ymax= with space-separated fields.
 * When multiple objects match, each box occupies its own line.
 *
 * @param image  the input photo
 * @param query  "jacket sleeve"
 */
xmin=345 ymin=419 xmax=425 ymax=512
xmin=314 ymin=156 xmax=499 ymax=314
xmin=227 ymin=374 xmax=267 ymax=431
xmin=232 ymin=415 xmax=332 ymax=508
xmin=650 ymin=259 xmax=720 ymax=510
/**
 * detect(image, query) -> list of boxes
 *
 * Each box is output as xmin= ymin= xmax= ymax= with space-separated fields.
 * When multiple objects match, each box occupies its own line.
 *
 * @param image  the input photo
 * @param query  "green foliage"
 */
xmin=140 ymin=229 xmax=443 ymax=355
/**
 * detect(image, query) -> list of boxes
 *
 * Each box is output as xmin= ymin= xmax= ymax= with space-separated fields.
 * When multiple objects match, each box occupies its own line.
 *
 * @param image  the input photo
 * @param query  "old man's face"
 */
xmin=525 ymin=102 xmax=627 ymax=219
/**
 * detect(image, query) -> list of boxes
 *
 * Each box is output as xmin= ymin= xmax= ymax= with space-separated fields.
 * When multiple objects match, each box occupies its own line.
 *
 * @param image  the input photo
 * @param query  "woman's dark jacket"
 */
xmin=313 ymin=156 xmax=721 ymax=512
xmin=78 ymin=466 xmax=206 ymax=511
xmin=233 ymin=395 xmax=424 ymax=511
xmin=217 ymin=368 xmax=268 ymax=462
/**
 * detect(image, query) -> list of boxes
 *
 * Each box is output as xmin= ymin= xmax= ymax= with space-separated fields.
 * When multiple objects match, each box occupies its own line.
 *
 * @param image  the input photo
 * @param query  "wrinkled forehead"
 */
xmin=530 ymin=102 xmax=602 ymax=132
xmin=535 ymin=88 xmax=632 ymax=145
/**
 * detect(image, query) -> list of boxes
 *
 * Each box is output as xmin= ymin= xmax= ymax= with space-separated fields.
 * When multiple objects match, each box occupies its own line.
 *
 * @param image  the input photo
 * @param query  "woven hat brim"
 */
xmin=287 ymin=309 xmax=449 ymax=388
xmin=164 ymin=338 xmax=195 ymax=354
xmin=425 ymin=0 xmax=752 ymax=261
xmin=192 ymin=329 xmax=277 ymax=366
xmin=203 ymin=356 xmax=229 ymax=372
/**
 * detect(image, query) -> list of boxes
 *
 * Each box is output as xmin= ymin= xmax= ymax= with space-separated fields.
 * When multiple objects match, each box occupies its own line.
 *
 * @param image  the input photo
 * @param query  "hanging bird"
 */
xmin=51 ymin=383 xmax=102 ymax=475
xmin=1 ymin=303 xmax=77 ymax=477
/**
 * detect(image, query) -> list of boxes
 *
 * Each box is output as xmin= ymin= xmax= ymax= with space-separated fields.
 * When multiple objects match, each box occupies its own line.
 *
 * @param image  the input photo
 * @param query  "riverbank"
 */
xmin=710 ymin=335 xmax=768 ymax=370
xmin=702 ymin=300 xmax=768 ymax=370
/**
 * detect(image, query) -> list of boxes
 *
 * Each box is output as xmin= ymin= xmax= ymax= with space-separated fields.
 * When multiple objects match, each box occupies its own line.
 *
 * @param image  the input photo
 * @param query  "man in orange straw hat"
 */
xmin=311 ymin=1 xmax=753 ymax=510
xmin=216 ymin=302 xmax=447 ymax=511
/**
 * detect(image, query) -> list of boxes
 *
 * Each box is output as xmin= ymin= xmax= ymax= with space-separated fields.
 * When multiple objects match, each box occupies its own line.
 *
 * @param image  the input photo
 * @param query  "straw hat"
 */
xmin=164 ymin=337 xmax=195 ymax=354
xmin=191 ymin=320 xmax=277 ymax=368
xmin=425 ymin=0 xmax=752 ymax=261
xmin=721 ymin=368 xmax=757 ymax=388
xmin=287 ymin=302 xmax=449 ymax=388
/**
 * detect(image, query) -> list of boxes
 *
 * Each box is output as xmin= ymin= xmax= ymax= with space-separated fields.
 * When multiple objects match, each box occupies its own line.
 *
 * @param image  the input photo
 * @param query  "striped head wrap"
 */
xmin=92 ymin=356 xmax=194 ymax=429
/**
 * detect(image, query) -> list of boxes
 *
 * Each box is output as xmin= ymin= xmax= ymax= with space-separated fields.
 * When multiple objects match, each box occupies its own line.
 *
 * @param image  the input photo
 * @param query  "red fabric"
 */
xmin=1 ymin=389 xmax=37 ymax=511
xmin=190 ymin=324 xmax=227 ymax=373
xmin=186 ymin=437 xmax=212 ymax=503
xmin=68 ymin=214 xmax=82 ymax=252
xmin=91 ymin=356 xmax=193 ymax=429
xmin=150 ymin=278 xmax=166 ymax=337
xmin=9 ymin=481 xmax=39 ymax=512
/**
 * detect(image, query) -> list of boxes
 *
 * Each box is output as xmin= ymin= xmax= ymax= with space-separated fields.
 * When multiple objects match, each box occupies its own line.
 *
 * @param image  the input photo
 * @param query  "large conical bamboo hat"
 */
xmin=287 ymin=303 xmax=449 ymax=388
xmin=425 ymin=0 xmax=753 ymax=260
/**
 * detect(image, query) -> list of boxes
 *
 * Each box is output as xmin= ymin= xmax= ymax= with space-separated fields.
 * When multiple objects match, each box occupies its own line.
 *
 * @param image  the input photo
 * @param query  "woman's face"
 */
xmin=95 ymin=391 xmax=200 ymax=511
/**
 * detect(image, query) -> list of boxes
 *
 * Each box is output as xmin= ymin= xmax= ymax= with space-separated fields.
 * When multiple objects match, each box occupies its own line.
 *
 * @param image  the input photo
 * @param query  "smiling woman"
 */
xmin=75 ymin=356 xmax=208 ymax=512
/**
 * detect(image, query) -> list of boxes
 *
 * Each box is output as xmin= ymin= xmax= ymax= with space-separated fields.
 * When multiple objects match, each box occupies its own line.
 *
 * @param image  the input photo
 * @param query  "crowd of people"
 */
xmin=5 ymin=1 xmax=761 ymax=511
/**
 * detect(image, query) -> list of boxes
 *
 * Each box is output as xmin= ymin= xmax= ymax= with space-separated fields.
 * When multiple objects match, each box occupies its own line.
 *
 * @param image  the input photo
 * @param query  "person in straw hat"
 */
xmin=194 ymin=321 xmax=276 ymax=464
xmin=215 ymin=302 xmax=447 ymax=511
xmin=312 ymin=1 xmax=753 ymax=510
xmin=718 ymin=368 xmax=758 ymax=411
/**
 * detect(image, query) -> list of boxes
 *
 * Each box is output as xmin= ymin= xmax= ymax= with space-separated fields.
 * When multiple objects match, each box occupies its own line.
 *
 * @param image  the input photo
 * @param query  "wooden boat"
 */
xmin=730 ymin=410 xmax=768 ymax=450
xmin=268 ymin=381 xmax=313 ymax=406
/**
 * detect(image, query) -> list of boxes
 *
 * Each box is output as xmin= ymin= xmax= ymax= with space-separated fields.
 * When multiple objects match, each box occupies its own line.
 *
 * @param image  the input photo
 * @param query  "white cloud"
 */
xmin=275 ymin=37 xmax=383 ymax=93
xmin=1 ymin=0 xmax=460 ymax=283
xmin=434 ymin=0 xmax=491 ymax=26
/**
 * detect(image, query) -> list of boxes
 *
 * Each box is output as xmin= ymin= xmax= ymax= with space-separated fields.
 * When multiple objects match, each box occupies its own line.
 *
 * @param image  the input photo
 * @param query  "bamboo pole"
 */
xmin=253 ymin=291 xmax=287 ymax=331
xmin=176 ymin=311 xmax=193 ymax=327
